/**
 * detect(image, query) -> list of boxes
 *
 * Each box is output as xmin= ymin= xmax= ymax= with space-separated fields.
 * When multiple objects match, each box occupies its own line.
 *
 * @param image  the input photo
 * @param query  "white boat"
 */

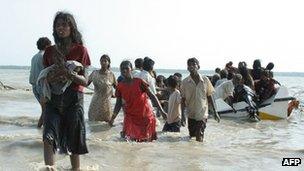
xmin=215 ymin=86 xmax=296 ymax=120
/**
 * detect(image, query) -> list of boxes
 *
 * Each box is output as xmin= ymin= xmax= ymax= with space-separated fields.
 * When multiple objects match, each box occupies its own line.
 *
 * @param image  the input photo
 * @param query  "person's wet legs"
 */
xmin=188 ymin=118 xmax=196 ymax=138
xmin=195 ymin=119 xmax=207 ymax=142
xmin=70 ymin=154 xmax=80 ymax=171
xmin=188 ymin=118 xmax=207 ymax=141
xmin=44 ymin=141 xmax=54 ymax=167
xmin=37 ymin=111 xmax=44 ymax=128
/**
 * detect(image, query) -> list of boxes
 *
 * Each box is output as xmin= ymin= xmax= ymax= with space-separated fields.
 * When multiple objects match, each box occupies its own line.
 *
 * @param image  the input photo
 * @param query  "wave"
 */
xmin=2 ymin=138 xmax=42 ymax=150
xmin=0 ymin=115 xmax=38 ymax=127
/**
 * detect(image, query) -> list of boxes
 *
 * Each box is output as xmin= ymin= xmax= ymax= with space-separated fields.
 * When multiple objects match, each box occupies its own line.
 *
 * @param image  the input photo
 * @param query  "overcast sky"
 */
xmin=1 ymin=0 xmax=303 ymax=72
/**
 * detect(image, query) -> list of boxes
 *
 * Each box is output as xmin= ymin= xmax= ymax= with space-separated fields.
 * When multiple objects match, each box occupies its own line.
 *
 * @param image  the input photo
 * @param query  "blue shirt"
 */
xmin=29 ymin=51 xmax=44 ymax=85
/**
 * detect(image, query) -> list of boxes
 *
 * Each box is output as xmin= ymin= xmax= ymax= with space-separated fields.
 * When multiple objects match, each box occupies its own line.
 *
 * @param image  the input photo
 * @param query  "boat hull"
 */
xmin=215 ymin=86 xmax=295 ymax=120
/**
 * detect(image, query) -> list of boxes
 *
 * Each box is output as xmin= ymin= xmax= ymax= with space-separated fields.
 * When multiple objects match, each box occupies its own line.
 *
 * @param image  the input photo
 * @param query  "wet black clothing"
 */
xmin=43 ymin=87 xmax=88 ymax=155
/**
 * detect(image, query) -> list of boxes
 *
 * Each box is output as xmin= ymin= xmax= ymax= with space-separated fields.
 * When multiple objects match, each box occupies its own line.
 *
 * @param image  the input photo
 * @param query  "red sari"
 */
xmin=115 ymin=78 xmax=157 ymax=141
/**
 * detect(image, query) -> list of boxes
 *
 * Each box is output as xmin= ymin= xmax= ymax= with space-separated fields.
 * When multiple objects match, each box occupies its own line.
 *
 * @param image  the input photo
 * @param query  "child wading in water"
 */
xmin=162 ymin=75 xmax=182 ymax=132
xmin=109 ymin=61 xmax=167 ymax=142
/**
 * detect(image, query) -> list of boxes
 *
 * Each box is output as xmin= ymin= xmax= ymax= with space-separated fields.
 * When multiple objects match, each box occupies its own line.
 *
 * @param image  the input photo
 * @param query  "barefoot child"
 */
xmin=109 ymin=60 xmax=167 ymax=142
xmin=162 ymin=75 xmax=182 ymax=132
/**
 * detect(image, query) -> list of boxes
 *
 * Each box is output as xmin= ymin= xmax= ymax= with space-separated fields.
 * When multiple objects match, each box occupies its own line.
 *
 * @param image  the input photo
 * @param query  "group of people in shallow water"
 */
xmin=28 ymin=11 xmax=279 ymax=170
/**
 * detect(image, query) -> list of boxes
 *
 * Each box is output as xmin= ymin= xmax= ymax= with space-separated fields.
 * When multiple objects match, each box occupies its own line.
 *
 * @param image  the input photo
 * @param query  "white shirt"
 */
xmin=132 ymin=69 xmax=141 ymax=78
xmin=181 ymin=74 xmax=215 ymax=120
xmin=136 ymin=70 xmax=157 ymax=94
xmin=214 ymin=80 xmax=234 ymax=100
xmin=167 ymin=90 xmax=181 ymax=124
xmin=215 ymin=78 xmax=228 ymax=88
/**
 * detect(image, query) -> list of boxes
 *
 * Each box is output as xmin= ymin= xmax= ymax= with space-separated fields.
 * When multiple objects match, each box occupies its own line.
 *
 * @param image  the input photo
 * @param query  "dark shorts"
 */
xmin=188 ymin=118 xmax=207 ymax=140
xmin=162 ymin=121 xmax=181 ymax=132
xmin=43 ymin=87 xmax=88 ymax=155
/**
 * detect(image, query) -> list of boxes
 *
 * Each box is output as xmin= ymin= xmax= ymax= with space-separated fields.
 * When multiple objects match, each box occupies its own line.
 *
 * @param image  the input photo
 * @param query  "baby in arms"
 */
xmin=37 ymin=49 xmax=83 ymax=100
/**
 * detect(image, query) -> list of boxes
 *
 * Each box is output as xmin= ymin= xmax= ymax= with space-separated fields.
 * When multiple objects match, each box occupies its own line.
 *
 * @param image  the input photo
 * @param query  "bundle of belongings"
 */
xmin=37 ymin=57 xmax=83 ymax=101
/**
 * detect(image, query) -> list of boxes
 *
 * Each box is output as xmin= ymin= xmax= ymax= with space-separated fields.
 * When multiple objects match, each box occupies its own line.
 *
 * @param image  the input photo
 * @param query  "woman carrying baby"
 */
xmin=42 ymin=11 xmax=90 ymax=170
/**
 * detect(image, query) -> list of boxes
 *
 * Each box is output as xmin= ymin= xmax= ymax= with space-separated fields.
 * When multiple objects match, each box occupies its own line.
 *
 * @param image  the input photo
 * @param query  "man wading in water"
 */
xmin=181 ymin=58 xmax=220 ymax=142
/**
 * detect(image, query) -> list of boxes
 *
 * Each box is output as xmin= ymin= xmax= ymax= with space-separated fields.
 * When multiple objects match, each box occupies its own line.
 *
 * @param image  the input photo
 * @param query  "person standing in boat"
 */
xmin=265 ymin=62 xmax=281 ymax=86
xmin=181 ymin=57 xmax=220 ymax=142
xmin=251 ymin=59 xmax=263 ymax=80
xmin=87 ymin=54 xmax=117 ymax=122
xmin=238 ymin=62 xmax=255 ymax=90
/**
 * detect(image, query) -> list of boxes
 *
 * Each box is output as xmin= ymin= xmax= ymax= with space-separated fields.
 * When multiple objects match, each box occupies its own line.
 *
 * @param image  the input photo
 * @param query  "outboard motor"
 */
xmin=234 ymin=85 xmax=260 ymax=121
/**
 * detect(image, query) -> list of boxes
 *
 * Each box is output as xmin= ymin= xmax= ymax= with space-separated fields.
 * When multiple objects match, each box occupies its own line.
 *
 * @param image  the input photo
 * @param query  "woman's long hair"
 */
xmin=52 ymin=11 xmax=83 ymax=45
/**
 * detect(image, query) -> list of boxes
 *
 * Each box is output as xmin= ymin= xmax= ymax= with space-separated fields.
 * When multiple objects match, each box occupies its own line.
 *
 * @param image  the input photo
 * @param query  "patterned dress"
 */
xmin=88 ymin=70 xmax=116 ymax=121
